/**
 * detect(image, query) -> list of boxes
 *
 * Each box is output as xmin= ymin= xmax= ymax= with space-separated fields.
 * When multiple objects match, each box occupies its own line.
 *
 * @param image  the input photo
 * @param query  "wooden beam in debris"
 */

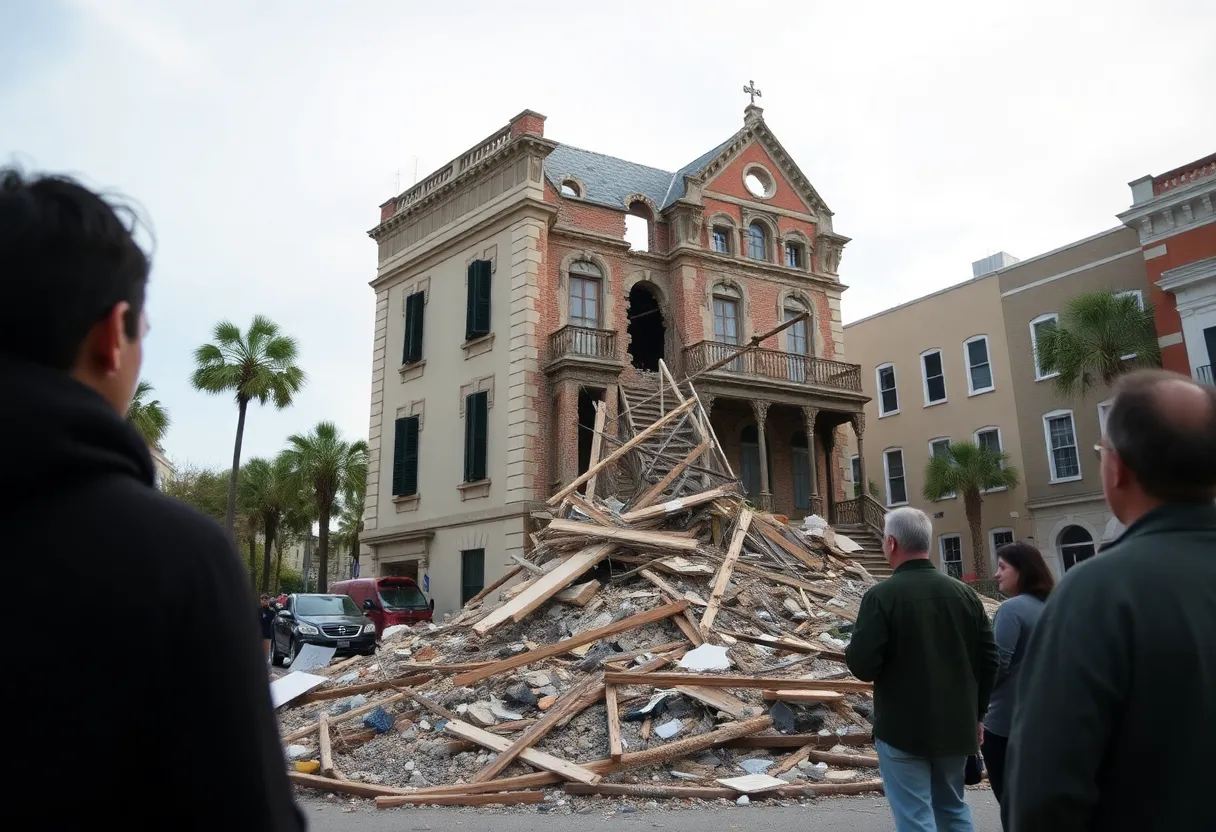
xmin=755 ymin=520 xmax=825 ymax=571
xmin=631 ymin=439 xmax=713 ymax=509
xmin=548 ymin=397 xmax=697 ymax=505
xmin=725 ymin=732 xmax=874 ymax=750
xmin=720 ymin=630 xmax=821 ymax=656
xmin=700 ymin=508 xmax=754 ymax=634
xmin=761 ymin=689 xmax=846 ymax=703
xmin=465 ymin=565 xmax=522 ymax=606
xmin=472 ymin=543 xmax=615 ymax=636
xmin=612 ymin=714 xmax=771 ymax=768
xmin=375 ymin=790 xmax=547 ymax=808
xmin=318 ymin=713 xmax=336 ymax=778
xmin=806 ymin=749 xmax=882 ymax=768
xmin=443 ymin=719 xmax=603 ymax=785
xmin=554 ymin=579 xmax=601 ymax=606
xmin=456 ymin=600 xmax=690 ymax=686
xmin=673 ymin=685 xmax=755 ymax=719
xmin=294 ymin=672 xmax=432 ymax=704
xmin=566 ymin=491 xmax=615 ymax=526
xmin=621 ymin=484 xmax=737 ymax=524
xmin=605 ymin=684 xmax=624 ymax=761
xmin=289 ymin=771 xmax=410 ymax=798
xmin=603 ymin=672 xmax=872 ymax=693
xmin=281 ymin=691 xmax=410 ymax=743
xmin=583 ymin=400 xmax=608 ymax=500
xmin=545 ymin=519 xmax=700 ymax=551
xmin=564 ymin=779 xmax=883 ymax=800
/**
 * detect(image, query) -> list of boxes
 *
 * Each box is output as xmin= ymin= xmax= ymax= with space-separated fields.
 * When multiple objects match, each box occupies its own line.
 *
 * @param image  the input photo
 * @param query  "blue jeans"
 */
xmin=875 ymin=738 xmax=974 ymax=832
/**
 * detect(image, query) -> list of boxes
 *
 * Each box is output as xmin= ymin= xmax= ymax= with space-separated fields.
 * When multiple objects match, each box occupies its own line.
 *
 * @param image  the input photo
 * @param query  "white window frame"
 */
xmin=1097 ymin=398 xmax=1114 ymax=436
xmin=883 ymin=447 xmax=908 ymax=508
xmin=1116 ymin=290 xmax=1145 ymax=359
xmin=989 ymin=527 xmax=1015 ymax=564
xmin=1043 ymin=409 xmax=1083 ymax=483
xmin=964 ymin=335 xmax=995 ymax=396
xmin=974 ymin=426 xmax=1007 ymax=493
xmin=920 ymin=348 xmax=947 ymax=407
xmin=927 ymin=437 xmax=955 ymax=500
xmin=939 ymin=533 xmax=964 ymax=578
xmin=876 ymin=363 xmax=900 ymax=417
xmin=1030 ymin=313 xmax=1060 ymax=381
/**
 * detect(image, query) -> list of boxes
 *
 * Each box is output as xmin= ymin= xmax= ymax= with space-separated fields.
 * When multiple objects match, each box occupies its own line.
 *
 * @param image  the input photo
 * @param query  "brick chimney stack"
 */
xmin=509 ymin=109 xmax=546 ymax=138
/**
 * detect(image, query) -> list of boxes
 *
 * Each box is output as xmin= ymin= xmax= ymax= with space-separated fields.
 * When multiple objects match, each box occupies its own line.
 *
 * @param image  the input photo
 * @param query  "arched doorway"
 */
xmin=740 ymin=424 xmax=772 ymax=501
xmin=627 ymin=283 xmax=664 ymax=371
xmin=1058 ymin=525 xmax=1096 ymax=571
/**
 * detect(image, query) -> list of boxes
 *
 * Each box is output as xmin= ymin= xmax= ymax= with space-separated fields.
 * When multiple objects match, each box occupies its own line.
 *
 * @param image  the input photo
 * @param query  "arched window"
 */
xmin=560 ymin=180 xmax=581 ymax=197
xmin=748 ymin=222 xmax=768 ymax=260
xmin=791 ymin=430 xmax=811 ymax=511
xmin=1058 ymin=525 xmax=1096 ymax=571
xmin=625 ymin=201 xmax=652 ymax=252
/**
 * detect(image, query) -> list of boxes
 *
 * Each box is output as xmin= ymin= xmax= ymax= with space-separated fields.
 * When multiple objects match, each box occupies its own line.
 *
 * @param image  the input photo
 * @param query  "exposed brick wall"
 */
xmin=704 ymin=143 xmax=814 ymax=215
xmin=510 ymin=110 xmax=546 ymax=138
xmin=1143 ymin=222 xmax=1216 ymax=374
xmin=558 ymin=201 xmax=625 ymax=239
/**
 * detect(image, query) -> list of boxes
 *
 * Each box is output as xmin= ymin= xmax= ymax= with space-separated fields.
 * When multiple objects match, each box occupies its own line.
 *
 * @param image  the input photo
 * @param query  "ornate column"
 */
xmin=700 ymin=393 xmax=715 ymax=419
xmin=752 ymin=400 xmax=772 ymax=511
xmin=802 ymin=406 xmax=820 ymax=518
xmin=851 ymin=413 xmax=867 ymax=503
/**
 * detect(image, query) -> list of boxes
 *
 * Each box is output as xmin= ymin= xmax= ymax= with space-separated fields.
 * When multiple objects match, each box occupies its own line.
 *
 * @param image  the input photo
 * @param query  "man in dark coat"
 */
xmin=0 ymin=168 xmax=304 ymax=830
xmin=1005 ymin=369 xmax=1216 ymax=831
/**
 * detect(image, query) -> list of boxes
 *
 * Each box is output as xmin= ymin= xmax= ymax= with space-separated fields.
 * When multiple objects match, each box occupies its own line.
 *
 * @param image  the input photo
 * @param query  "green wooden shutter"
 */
xmin=463 ymin=391 xmax=488 ymax=482
xmin=465 ymin=260 xmax=491 ymax=340
xmin=461 ymin=548 xmax=485 ymax=605
xmin=403 ymin=292 xmax=425 ymax=364
xmin=392 ymin=416 xmax=419 ymax=496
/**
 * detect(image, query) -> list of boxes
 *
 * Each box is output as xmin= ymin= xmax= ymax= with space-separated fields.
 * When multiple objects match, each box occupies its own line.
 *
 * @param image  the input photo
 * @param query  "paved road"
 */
xmin=302 ymin=789 xmax=1001 ymax=831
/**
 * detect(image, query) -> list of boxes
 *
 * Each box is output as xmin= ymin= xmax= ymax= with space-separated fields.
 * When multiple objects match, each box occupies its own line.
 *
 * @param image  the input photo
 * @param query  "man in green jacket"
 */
xmin=846 ymin=506 xmax=998 ymax=831
xmin=1004 ymin=370 xmax=1216 ymax=831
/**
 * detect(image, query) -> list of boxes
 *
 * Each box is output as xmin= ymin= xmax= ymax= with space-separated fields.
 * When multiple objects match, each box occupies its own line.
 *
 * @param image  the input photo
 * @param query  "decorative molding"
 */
xmin=393 ymin=399 xmax=426 ymax=429
xmin=461 ymin=332 xmax=496 ymax=359
xmin=459 ymin=375 xmax=496 ymax=414
xmin=399 ymin=359 xmax=426 ymax=382
xmin=741 ymin=162 xmax=777 ymax=200
xmin=393 ymin=493 xmax=421 ymax=513
xmin=458 ymin=479 xmax=492 ymax=501
xmin=850 ymin=412 xmax=865 ymax=437
xmin=750 ymin=399 xmax=770 ymax=424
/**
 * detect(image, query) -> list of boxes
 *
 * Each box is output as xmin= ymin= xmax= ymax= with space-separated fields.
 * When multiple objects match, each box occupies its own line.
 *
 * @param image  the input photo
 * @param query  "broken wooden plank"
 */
xmin=755 ymin=520 xmax=825 ymax=571
xmin=806 ymin=749 xmax=881 ymax=768
xmin=294 ymin=672 xmax=432 ymax=704
xmin=548 ymin=397 xmax=697 ymax=505
xmin=470 ymin=673 xmax=603 ymax=783
xmin=456 ymin=600 xmax=690 ymax=687
xmin=510 ymin=554 xmax=545 ymax=575
xmin=401 ymin=688 xmax=461 ymax=724
xmin=583 ymin=400 xmax=608 ymax=500
xmin=318 ymin=713 xmax=335 ymax=778
xmin=603 ymin=672 xmax=872 ymax=693
xmin=605 ymin=684 xmax=623 ymax=762
xmin=770 ymin=743 xmax=817 ymax=776
xmin=374 ymin=790 xmax=546 ymax=808
xmin=672 ymin=685 xmax=755 ymax=719
xmin=566 ymin=491 xmax=614 ymax=526
xmin=700 ymin=508 xmax=754 ymax=634
xmin=762 ymin=689 xmax=846 ymax=704
xmin=720 ymin=630 xmax=820 ymax=656
xmin=564 ymin=779 xmax=884 ymax=799
xmin=545 ymin=519 xmax=699 ymax=551
xmin=554 ymin=579 xmax=601 ymax=607
xmin=630 ymin=439 xmax=713 ymax=510
xmin=465 ymin=565 xmax=522 ymax=606
xmin=398 ymin=660 xmax=493 ymax=674
xmin=611 ymin=714 xmax=771 ymax=768
xmin=289 ymin=771 xmax=410 ymax=798
xmin=472 ymin=543 xmax=615 ymax=636
xmin=443 ymin=719 xmax=602 ymax=785
xmin=622 ymin=484 xmax=737 ymax=523
xmin=726 ymin=732 xmax=874 ymax=750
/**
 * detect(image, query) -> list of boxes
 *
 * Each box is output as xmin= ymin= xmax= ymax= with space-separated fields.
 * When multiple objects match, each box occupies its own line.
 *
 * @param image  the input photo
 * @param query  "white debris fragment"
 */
xmin=678 ymin=643 xmax=733 ymax=672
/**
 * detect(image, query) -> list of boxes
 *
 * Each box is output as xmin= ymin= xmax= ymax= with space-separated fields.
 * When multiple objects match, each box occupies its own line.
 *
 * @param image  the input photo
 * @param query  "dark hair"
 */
xmin=1106 ymin=369 xmax=1216 ymax=502
xmin=996 ymin=541 xmax=1054 ymax=601
xmin=0 ymin=167 xmax=150 ymax=370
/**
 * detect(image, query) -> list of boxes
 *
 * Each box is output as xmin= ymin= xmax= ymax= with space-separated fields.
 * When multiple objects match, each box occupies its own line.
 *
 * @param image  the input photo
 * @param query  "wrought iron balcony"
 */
xmin=546 ymin=325 xmax=619 ymax=367
xmin=682 ymin=340 xmax=863 ymax=393
xmin=1195 ymin=364 xmax=1213 ymax=385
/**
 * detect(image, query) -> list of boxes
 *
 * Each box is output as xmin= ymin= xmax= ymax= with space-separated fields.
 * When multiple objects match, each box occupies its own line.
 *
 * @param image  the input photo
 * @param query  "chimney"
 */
xmin=509 ymin=109 xmax=546 ymax=138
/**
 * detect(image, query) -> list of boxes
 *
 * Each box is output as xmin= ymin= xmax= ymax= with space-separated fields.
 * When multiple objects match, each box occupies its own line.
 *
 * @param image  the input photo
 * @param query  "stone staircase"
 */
xmin=831 ymin=523 xmax=892 ymax=579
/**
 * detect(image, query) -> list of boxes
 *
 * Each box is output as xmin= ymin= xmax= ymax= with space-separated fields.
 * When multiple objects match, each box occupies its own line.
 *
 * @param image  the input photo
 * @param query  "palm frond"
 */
xmin=127 ymin=379 xmax=171 ymax=445
xmin=1037 ymin=291 xmax=1161 ymax=399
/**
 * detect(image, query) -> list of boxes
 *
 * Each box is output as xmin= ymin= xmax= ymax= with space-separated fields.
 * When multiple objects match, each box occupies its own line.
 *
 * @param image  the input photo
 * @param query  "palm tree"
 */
xmin=283 ymin=422 xmax=368 ymax=592
xmin=128 ymin=380 xmax=170 ymax=446
xmin=334 ymin=472 xmax=367 ymax=580
xmin=191 ymin=316 xmax=306 ymax=535
xmin=241 ymin=453 xmax=297 ymax=593
xmin=1036 ymin=290 xmax=1160 ymax=399
xmin=922 ymin=441 xmax=1021 ymax=579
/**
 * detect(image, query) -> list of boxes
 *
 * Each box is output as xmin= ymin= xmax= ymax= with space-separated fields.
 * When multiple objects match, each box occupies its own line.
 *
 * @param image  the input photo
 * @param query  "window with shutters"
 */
xmin=460 ymin=548 xmax=485 ymax=605
xmin=465 ymin=260 xmax=492 ymax=341
xmin=391 ymin=416 xmax=420 ymax=497
xmin=402 ymin=291 xmax=425 ymax=365
xmin=463 ymin=390 xmax=489 ymax=483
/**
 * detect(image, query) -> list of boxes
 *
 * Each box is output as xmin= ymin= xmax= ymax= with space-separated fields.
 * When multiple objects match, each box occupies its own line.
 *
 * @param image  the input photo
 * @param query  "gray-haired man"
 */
xmin=846 ymin=506 xmax=998 ymax=831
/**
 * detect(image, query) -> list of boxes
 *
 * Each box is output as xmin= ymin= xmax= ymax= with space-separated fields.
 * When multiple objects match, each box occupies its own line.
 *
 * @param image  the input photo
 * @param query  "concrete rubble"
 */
xmin=277 ymin=369 xmax=887 ymax=811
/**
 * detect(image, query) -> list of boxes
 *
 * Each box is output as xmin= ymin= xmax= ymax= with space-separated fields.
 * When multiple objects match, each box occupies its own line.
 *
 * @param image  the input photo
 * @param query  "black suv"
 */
xmin=271 ymin=593 xmax=376 ymax=666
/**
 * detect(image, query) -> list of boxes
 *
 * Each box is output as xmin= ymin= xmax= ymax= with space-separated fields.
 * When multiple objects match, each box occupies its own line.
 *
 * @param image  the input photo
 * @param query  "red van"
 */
xmin=329 ymin=577 xmax=433 ymax=637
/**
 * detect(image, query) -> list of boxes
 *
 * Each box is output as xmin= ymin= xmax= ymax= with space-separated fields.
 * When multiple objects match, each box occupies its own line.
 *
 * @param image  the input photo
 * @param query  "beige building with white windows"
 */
xmin=845 ymin=226 xmax=1152 ymax=578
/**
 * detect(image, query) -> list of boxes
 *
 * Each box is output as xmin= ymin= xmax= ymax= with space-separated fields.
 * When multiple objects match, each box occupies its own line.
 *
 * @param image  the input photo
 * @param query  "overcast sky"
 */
xmin=4 ymin=0 xmax=1213 ymax=470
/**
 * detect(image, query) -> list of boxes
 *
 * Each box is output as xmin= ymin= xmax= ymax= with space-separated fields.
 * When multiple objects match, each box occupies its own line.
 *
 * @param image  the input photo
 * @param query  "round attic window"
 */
xmin=560 ymin=180 xmax=580 ymax=197
xmin=743 ymin=164 xmax=776 ymax=199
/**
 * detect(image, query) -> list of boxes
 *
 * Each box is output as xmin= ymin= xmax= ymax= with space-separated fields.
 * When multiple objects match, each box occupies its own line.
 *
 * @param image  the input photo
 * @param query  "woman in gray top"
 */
xmin=982 ymin=541 xmax=1055 ymax=808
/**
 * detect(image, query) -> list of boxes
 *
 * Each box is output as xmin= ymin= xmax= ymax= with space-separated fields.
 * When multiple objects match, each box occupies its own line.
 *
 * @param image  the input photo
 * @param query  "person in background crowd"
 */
xmin=260 ymin=594 xmax=276 ymax=663
xmin=1005 ymin=369 xmax=1216 ymax=832
xmin=846 ymin=506 xmax=999 ymax=832
xmin=980 ymin=541 xmax=1054 ymax=813
xmin=0 ymin=168 xmax=304 ymax=830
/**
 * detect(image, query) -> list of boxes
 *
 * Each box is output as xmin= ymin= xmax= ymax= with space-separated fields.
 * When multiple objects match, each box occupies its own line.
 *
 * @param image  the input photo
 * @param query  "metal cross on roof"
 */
xmin=743 ymin=80 xmax=762 ymax=105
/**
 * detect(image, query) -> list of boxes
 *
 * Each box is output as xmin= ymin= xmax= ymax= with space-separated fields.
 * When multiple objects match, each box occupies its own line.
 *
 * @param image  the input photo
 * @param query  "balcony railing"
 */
xmin=1196 ymin=365 xmax=1213 ymax=385
xmin=835 ymin=494 xmax=887 ymax=536
xmin=683 ymin=341 xmax=863 ymax=393
xmin=547 ymin=325 xmax=618 ymax=365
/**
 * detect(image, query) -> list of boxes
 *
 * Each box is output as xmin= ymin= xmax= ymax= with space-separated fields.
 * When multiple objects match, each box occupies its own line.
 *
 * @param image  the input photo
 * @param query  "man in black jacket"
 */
xmin=0 ymin=168 xmax=304 ymax=829
xmin=1005 ymin=370 xmax=1216 ymax=831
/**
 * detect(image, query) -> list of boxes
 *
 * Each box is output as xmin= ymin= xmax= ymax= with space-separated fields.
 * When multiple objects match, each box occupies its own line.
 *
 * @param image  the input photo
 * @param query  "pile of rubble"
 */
xmin=278 ymin=365 xmax=886 ymax=811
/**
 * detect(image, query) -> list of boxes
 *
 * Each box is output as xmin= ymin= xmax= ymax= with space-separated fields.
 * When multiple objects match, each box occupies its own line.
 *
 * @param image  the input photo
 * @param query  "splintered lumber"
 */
xmin=546 ymin=519 xmax=700 ymax=551
xmin=807 ymin=749 xmax=881 ymax=767
xmin=294 ymin=672 xmax=432 ymax=704
xmin=756 ymin=520 xmax=825 ymax=571
xmin=566 ymin=491 xmax=614 ymax=526
xmin=399 ymin=660 xmax=493 ymax=674
xmin=601 ymin=640 xmax=687 ymax=664
xmin=605 ymin=684 xmax=624 ymax=761
xmin=318 ymin=713 xmax=335 ymax=778
xmin=722 ymin=631 xmax=820 ymax=656
xmin=673 ymin=685 xmax=755 ymax=719
xmin=770 ymin=743 xmax=816 ymax=776
xmin=583 ymin=400 xmax=608 ymax=500
xmin=466 ymin=565 xmax=522 ymax=606
xmin=700 ymin=508 xmax=754 ymax=634
xmin=401 ymin=688 xmax=461 ymax=723
xmin=548 ymin=397 xmax=697 ymax=505
xmin=626 ymin=648 xmax=686 ymax=674
xmin=564 ymin=780 xmax=884 ymax=800
xmin=555 ymin=579 xmax=601 ymax=606
xmin=472 ymin=543 xmax=615 ymax=636
xmin=603 ymin=672 xmax=872 ymax=694
xmin=374 ymin=790 xmax=546 ymax=808
xmin=630 ymin=439 xmax=713 ymax=509
xmin=455 ymin=600 xmax=690 ymax=687
xmin=622 ymin=485 xmax=737 ymax=524
xmin=443 ymin=719 xmax=602 ymax=785
xmin=471 ymin=673 xmax=603 ymax=783
xmin=726 ymin=732 xmax=874 ymax=750
xmin=762 ymin=689 xmax=845 ymax=704
xmin=612 ymin=715 xmax=772 ymax=768
xmin=783 ymin=780 xmax=885 ymax=797
xmin=289 ymin=771 xmax=410 ymax=798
